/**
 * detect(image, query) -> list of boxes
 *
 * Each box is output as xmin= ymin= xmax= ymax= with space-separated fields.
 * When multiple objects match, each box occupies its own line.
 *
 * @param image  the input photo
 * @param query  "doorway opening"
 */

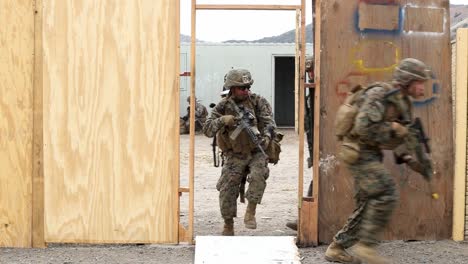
xmin=274 ymin=56 xmax=296 ymax=127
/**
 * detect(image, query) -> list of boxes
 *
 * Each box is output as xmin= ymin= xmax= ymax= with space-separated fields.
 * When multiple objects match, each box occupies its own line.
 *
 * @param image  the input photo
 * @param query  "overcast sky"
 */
xmin=180 ymin=0 xmax=467 ymax=42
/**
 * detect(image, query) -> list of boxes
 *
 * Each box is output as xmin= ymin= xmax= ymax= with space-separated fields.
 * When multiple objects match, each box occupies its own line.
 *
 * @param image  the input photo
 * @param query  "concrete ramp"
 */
xmin=194 ymin=236 xmax=301 ymax=264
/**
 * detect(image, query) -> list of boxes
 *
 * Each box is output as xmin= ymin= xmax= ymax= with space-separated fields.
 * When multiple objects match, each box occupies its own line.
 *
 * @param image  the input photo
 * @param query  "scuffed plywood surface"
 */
xmin=0 ymin=0 xmax=35 ymax=247
xmin=43 ymin=0 xmax=179 ymax=243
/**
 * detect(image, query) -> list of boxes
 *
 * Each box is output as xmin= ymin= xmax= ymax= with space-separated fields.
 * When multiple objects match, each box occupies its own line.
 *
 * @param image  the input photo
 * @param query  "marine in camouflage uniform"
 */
xmin=325 ymin=58 xmax=434 ymax=264
xmin=203 ymin=69 xmax=277 ymax=236
xmin=180 ymin=96 xmax=208 ymax=134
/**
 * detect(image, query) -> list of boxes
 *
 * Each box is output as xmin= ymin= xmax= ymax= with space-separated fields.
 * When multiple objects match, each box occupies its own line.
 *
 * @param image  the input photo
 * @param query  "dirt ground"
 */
xmin=1 ymin=129 xmax=467 ymax=263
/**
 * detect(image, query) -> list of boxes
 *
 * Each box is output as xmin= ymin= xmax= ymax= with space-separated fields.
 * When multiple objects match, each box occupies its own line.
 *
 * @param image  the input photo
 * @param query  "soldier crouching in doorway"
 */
xmin=203 ymin=69 xmax=281 ymax=236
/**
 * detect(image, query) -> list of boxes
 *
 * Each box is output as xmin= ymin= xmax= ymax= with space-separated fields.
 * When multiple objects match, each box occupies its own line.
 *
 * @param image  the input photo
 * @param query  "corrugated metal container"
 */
xmin=179 ymin=42 xmax=313 ymax=121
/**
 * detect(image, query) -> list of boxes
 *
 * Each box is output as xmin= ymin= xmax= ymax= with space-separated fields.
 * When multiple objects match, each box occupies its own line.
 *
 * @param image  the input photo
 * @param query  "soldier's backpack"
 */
xmin=334 ymin=82 xmax=393 ymax=164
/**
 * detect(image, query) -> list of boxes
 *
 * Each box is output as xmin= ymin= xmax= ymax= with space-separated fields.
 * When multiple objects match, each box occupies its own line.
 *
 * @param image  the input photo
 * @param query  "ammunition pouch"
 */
xmin=335 ymin=103 xmax=359 ymax=140
xmin=266 ymin=133 xmax=283 ymax=164
xmin=338 ymin=137 xmax=360 ymax=164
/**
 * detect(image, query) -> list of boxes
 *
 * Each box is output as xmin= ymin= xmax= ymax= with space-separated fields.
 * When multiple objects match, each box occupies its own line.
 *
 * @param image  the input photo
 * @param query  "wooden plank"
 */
xmin=32 ymin=0 xmax=45 ymax=248
xmin=175 ymin=0 xmax=181 ymax=244
xmin=317 ymin=0 xmax=453 ymax=243
xmin=179 ymin=224 xmax=189 ymax=243
xmin=298 ymin=3 xmax=305 ymax=209
xmin=311 ymin=0 xmax=321 ymax=246
xmin=358 ymin=2 xmax=400 ymax=31
xmin=179 ymin=187 xmax=190 ymax=193
xmin=454 ymin=28 xmax=468 ymax=242
xmin=195 ymin=4 xmax=301 ymax=11
xmin=43 ymin=0 xmax=179 ymax=243
xmin=404 ymin=7 xmax=444 ymax=33
xmin=194 ymin=236 xmax=300 ymax=264
xmin=0 ymin=0 xmax=35 ymax=248
xmin=295 ymin=10 xmax=300 ymax=133
xmin=189 ymin=0 xmax=196 ymax=245
xmin=298 ymin=198 xmax=317 ymax=247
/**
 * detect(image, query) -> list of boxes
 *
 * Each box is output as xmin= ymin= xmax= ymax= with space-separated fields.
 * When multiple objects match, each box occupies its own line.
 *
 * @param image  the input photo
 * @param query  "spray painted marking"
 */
xmin=335 ymin=41 xmax=400 ymax=100
xmin=355 ymin=3 xmax=402 ymax=35
xmin=403 ymin=6 xmax=445 ymax=34
xmin=413 ymin=72 xmax=440 ymax=107
xmin=350 ymin=40 xmax=400 ymax=73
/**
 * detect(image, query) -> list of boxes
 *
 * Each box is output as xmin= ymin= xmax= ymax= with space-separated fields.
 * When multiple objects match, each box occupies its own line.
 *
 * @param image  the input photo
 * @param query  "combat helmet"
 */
xmin=224 ymin=69 xmax=254 ymax=89
xmin=393 ymin=58 xmax=430 ymax=87
xmin=186 ymin=96 xmax=198 ymax=103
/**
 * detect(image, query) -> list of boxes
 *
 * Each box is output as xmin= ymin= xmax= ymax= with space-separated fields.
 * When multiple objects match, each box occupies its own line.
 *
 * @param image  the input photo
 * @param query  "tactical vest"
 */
xmin=216 ymin=96 xmax=261 ymax=155
xmin=335 ymin=82 xmax=412 ymax=163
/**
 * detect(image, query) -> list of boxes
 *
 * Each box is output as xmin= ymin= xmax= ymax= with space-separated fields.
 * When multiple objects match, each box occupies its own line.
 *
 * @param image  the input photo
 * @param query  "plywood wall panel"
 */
xmin=318 ymin=0 xmax=453 ymax=243
xmin=0 ymin=0 xmax=35 ymax=248
xmin=43 ymin=0 xmax=179 ymax=243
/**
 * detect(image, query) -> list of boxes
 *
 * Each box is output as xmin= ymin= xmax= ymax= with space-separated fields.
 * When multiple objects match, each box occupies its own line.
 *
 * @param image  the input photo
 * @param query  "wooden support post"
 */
xmin=32 ymin=0 xmax=45 ymax=248
xmin=454 ymin=28 xmax=468 ymax=242
xmin=311 ymin=0 xmax=320 ymax=246
xmin=195 ymin=5 xmax=301 ymax=11
xmin=297 ymin=0 xmax=306 ymax=240
xmin=188 ymin=0 xmax=196 ymax=245
xmin=295 ymin=10 xmax=300 ymax=133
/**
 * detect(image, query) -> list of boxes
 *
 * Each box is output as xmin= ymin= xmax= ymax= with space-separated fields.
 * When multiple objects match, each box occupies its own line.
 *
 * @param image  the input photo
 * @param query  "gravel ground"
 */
xmin=1 ymin=129 xmax=467 ymax=263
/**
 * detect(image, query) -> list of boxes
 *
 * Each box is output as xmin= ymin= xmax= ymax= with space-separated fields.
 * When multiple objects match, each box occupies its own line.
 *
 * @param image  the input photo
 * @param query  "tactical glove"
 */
xmin=220 ymin=115 xmax=236 ymax=127
xmin=391 ymin=122 xmax=408 ymax=138
xmin=261 ymin=136 xmax=271 ymax=150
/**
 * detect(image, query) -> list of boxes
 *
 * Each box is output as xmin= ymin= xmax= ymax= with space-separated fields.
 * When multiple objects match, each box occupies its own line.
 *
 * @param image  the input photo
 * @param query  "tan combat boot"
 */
xmin=222 ymin=219 xmax=234 ymax=236
xmin=352 ymin=242 xmax=390 ymax=264
xmin=244 ymin=202 xmax=257 ymax=229
xmin=286 ymin=220 xmax=298 ymax=231
xmin=325 ymin=242 xmax=361 ymax=264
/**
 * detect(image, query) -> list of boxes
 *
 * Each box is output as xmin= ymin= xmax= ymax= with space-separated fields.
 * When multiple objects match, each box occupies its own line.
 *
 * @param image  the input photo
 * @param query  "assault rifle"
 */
xmin=228 ymin=100 xmax=267 ymax=158
xmin=410 ymin=117 xmax=431 ymax=154
xmin=396 ymin=117 xmax=433 ymax=180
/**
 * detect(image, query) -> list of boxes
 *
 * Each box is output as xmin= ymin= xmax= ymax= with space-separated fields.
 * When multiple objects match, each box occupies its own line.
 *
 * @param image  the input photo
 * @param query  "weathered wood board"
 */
xmin=317 ymin=0 xmax=453 ymax=243
xmin=43 ymin=0 xmax=179 ymax=243
xmin=0 ymin=0 xmax=35 ymax=248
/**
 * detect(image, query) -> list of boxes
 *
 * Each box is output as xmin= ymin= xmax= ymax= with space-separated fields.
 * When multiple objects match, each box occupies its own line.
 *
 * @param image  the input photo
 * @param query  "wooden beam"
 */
xmin=297 ymin=0 xmax=306 ymax=237
xmin=176 ymin=0 xmax=182 ymax=244
xmin=311 ymin=0 xmax=320 ymax=246
xmin=295 ymin=10 xmax=300 ymax=133
xmin=454 ymin=28 xmax=468 ymax=242
xmin=179 ymin=187 xmax=190 ymax=193
xmin=298 ymin=198 xmax=317 ymax=247
xmin=179 ymin=224 xmax=189 ymax=243
xmin=32 ymin=0 xmax=45 ymax=248
xmin=189 ymin=0 xmax=196 ymax=245
xmin=195 ymin=4 xmax=301 ymax=11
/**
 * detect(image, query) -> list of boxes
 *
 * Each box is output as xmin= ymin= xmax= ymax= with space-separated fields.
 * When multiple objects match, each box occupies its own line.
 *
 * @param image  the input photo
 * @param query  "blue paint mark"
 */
xmin=413 ymin=72 xmax=440 ymax=107
xmin=354 ymin=5 xmax=403 ymax=35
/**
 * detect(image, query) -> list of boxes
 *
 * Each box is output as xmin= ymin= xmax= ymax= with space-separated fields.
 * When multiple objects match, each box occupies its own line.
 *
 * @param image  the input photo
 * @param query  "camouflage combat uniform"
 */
xmin=180 ymin=100 xmax=208 ymax=134
xmin=203 ymin=93 xmax=276 ymax=220
xmin=334 ymin=84 xmax=411 ymax=247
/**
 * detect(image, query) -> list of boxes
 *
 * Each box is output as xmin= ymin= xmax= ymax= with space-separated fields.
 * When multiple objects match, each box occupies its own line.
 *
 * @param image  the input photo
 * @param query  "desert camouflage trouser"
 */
xmin=216 ymin=151 xmax=269 ymax=220
xmin=334 ymin=158 xmax=398 ymax=248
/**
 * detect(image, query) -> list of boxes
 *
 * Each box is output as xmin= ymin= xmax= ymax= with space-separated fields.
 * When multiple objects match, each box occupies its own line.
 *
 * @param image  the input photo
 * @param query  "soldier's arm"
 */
xmin=352 ymin=87 xmax=395 ymax=145
xmin=202 ymin=102 xmax=225 ymax=138
xmin=256 ymin=96 xmax=277 ymax=138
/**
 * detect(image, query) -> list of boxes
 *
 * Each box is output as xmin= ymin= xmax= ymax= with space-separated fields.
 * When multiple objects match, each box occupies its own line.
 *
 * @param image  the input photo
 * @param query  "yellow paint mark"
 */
xmin=350 ymin=40 xmax=401 ymax=73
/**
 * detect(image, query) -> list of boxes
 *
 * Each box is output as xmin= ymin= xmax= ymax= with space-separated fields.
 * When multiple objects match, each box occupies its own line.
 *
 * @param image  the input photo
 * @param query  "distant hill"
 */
xmin=181 ymin=4 xmax=467 ymax=43
xmin=224 ymin=23 xmax=313 ymax=44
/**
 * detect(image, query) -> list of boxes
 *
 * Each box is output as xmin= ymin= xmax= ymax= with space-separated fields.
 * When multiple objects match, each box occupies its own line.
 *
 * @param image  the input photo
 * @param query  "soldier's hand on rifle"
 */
xmin=391 ymin=122 xmax=409 ymax=138
xmin=261 ymin=136 xmax=271 ymax=150
xmin=220 ymin=115 xmax=237 ymax=127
